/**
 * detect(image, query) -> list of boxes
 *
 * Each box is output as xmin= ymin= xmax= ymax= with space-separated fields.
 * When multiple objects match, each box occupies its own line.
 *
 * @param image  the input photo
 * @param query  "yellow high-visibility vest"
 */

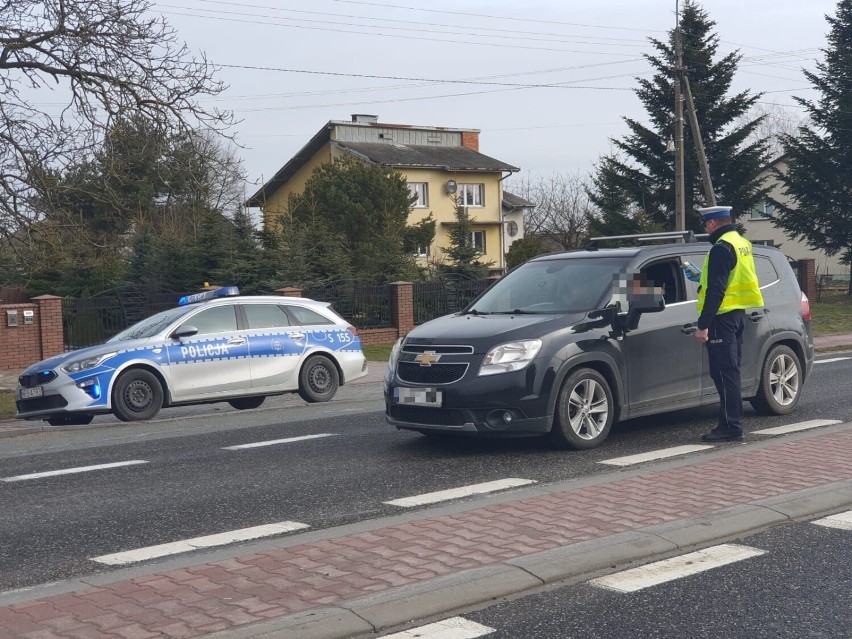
xmin=697 ymin=231 xmax=764 ymax=314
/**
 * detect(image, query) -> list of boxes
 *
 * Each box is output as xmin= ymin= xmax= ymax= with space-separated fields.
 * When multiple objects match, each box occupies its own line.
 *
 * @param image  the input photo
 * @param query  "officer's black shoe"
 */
xmin=701 ymin=429 xmax=744 ymax=442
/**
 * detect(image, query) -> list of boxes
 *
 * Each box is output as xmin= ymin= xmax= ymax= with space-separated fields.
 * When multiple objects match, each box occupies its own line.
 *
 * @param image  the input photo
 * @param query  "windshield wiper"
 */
xmin=461 ymin=309 xmax=489 ymax=315
xmin=494 ymin=308 xmax=539 ymax=314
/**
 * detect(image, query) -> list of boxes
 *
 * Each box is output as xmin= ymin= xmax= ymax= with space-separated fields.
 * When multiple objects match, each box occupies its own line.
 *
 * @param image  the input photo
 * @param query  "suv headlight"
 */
xmin=478 ymin=340 xmax=542 ymax=376
xmin=61 ymin=352 xmax=116 ymax=374
xmin=387 ymin=338 xmax=403 ymax=372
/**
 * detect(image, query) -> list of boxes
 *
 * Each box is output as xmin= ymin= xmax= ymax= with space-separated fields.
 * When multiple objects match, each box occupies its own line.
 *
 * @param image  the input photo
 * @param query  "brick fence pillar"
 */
xmin=275 ymin=287 xmax=303 ymax=298
xmin=34 ymin=295 xmax=64 ymax=358
xmin=797 ymin=258 xmax=816 ymax=301
xmin=389 ymin=281 xmax=414 ymax=336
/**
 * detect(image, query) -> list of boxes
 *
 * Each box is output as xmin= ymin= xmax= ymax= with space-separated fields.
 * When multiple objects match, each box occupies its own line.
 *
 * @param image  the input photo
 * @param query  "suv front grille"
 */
xmin=388 ymin=404 xmax=468 ymax=426
xmin=397 ymin=362 xmax=468 ymax=384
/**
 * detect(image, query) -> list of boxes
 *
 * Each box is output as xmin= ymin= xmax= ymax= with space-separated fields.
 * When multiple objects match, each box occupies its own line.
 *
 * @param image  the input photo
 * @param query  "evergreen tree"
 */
xmin=283 ymin=156 xmax=422 ymax=285
xmin=438 ymin=197 xmax=492 ymax=280
xmin=588 ymin=1 xmax=770 ymax=233
xmin=505 ymin=236 xmax=549 ymax=270
xmin=772 ymin=0 xmax=852 ymax=294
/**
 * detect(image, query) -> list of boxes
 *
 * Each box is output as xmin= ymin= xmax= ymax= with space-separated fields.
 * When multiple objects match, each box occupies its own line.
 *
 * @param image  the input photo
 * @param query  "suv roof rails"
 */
xmin=586 ymin=230 xmax=698 ymax=250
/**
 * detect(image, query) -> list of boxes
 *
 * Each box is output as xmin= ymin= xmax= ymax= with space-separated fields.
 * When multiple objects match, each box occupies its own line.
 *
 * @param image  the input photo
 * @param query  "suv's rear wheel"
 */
xmin=750 ymin=345 xmax=802 ymax=415
xmin=549 ymin=368 xmax=614 ymax=449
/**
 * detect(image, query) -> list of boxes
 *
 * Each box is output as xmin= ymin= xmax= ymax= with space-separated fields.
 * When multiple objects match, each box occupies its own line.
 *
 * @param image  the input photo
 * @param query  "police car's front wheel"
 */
xmin=112 ymin=369 xmax=164 ymax=422
xmin=549 ymin=368 xmax=614 ymax=450
xmin=298 ymin=355 xmax=339 ymax=403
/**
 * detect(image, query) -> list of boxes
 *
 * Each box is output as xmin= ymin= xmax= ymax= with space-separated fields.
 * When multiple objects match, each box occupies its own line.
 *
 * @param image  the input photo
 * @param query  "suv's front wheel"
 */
xmin=549 ymin=368 xmax=614 ymax=449
xmin=750 ymin=344 xmax=802 ymax=415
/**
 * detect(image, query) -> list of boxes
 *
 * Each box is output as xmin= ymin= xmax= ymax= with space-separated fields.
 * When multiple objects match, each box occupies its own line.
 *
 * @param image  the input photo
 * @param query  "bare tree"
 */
xmin=509 ymin=171 xmax=592 ymax=250
xmin=740 ymin=102 xmax=807 ymax=160
xmin=0 ymin=0 xmax=233 ymax=243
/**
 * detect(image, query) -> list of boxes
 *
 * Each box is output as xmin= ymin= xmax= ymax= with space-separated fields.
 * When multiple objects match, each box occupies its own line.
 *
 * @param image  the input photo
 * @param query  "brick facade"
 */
xmin=796 ymin=258 xmax=817 ymax=302
xmin=0 ymin=295 xmax=64 ymax=370
xmin=460 ymin=131 xmax=479 ymax=152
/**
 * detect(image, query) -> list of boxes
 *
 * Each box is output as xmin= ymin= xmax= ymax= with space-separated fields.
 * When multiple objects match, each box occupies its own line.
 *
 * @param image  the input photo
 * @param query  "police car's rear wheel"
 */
xmin=750 ymin=345 xmax=802 ymax=415
xmin=549 ymin=368 xmax=614 ymax=449
xmin=228 ymin=396 xmax=266 ymax=410
xmin=298 ymin=355 xmax=339 ymax=403
xmin=112 ymin=369 xmax=163 ymax=422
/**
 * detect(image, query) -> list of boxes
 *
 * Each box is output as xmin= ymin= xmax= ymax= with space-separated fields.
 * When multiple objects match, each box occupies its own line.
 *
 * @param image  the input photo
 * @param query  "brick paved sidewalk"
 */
xmin=1 ymin=426 xmax=851 ymax=639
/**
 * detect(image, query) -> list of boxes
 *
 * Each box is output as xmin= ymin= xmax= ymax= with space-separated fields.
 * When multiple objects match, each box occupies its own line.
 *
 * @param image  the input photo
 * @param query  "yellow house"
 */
xmin=245 ymin=114 xmax=520 ymax=273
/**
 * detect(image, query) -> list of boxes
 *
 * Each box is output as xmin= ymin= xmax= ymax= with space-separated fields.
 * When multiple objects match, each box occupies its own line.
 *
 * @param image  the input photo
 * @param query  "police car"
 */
xmin=16 ymin=287 xmax=368 ymax=425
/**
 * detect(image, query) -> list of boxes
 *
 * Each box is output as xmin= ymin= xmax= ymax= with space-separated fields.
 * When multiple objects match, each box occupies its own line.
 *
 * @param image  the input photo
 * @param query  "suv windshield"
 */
xmin=469 ymin=257 xmax=624 ymax=314
xmin=107 ymin=305 xmax=195 ymax=342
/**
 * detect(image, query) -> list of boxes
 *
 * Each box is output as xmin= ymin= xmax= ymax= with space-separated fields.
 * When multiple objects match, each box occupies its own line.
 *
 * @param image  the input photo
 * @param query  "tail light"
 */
xmin=347 ymin=325 xmax=359 ymax=336
xmin=800 ymin=292 xmax=811 ymax=321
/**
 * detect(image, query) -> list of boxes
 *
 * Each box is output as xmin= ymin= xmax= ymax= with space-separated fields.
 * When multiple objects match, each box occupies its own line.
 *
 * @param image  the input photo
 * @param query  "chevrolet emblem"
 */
xmin=414 ymin=351 xmax=441 ymax=366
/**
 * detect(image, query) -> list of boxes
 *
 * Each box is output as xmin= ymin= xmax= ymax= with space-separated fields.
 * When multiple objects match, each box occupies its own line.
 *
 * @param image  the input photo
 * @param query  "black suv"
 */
xmin=384 ymin=232 xmax=814 ymax=449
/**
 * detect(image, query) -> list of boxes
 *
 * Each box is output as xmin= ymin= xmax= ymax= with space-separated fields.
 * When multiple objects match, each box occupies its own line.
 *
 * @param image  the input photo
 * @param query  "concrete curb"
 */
xmin=200 ymin=480 xmax=852 ymax=639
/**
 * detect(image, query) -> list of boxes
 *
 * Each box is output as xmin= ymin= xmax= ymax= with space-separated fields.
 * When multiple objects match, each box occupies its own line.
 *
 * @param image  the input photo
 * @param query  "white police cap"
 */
xmin=696 ymin=205 xmax=733 ymax=221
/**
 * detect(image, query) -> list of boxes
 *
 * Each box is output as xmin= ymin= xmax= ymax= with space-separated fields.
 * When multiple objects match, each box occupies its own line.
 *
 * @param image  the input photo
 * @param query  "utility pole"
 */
xmin=673 ymin=0 xmax=686 ymax=232
xmin=683 ymin=76 xmax=716 ymax=207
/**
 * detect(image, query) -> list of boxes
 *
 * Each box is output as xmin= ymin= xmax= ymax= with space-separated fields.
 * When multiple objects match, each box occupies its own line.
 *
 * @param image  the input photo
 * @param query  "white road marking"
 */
xmin=384 ymin=478 xmax=536 ymax=508
xmin=812 ymin=510 xmax=852 ymax=531
xmin=222 ymin=433 xmax=336 ymax=450
xmin=1 ymin=460 xmax=149 ymax=482
xmin=91 ymin=521 xmax=310 ymax=565
xmin=752 ymin=419 xmax=841 ymax=436
xmin=599 ymin=445 xmax=713 ymax=466
xmin=381 ymin=617 xmax=496 ymax=638
xmin=814 ymin=357 xmax=851 ymax=364
xmin=589 ymin=544 xmax=766 ymax=593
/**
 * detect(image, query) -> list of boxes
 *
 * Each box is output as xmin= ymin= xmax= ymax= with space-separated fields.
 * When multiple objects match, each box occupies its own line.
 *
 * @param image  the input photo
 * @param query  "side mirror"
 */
xmin=621 ymin=292 xmax=665 ymax=331
xmin=171 ymin=325 xmax=198 ymax=339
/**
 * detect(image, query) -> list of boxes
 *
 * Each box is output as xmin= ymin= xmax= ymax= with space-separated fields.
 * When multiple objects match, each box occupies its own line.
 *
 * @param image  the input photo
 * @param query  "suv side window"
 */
xmin=243 ymin=303 xmax=291 ymax=329
xmin=182 ymin=305 xmax=238 ymax=336
xmin=641 ymin=260 xmax=685 ymax=304
xmin=754 ymin=256 xmax=779 ymax=287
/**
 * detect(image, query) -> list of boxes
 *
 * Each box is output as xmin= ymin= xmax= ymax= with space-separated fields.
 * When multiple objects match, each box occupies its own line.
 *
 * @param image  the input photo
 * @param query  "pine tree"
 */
xmin=588 ymin=1 xmax=770 ymax=233
xmin=772 ymin=0 xmax=852 ymax=294
xmin=438 ymin=197 xmax=492 ymax=280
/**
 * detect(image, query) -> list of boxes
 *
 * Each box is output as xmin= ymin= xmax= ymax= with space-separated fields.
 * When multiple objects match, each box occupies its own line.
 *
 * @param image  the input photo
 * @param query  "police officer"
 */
xmin=694 ymin=205 xmax=764 ymax=442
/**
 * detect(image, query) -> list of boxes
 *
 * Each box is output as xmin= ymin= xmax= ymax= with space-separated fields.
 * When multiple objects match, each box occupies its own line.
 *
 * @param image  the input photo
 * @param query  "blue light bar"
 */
xmin=178 ymin=286 xmax=240 ymax=306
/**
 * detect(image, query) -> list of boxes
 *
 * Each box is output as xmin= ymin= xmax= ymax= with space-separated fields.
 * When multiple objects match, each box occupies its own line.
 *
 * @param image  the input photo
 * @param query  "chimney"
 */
xmin=352 ymin=114 xmax=379 ymax=123
xmin=461 ymin=131 xmax=480 ymax=152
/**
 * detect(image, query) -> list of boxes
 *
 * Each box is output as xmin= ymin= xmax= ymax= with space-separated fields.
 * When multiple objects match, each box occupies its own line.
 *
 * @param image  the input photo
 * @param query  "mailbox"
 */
xmin=22 ymin=309 xmax=34 ymax=325
xmin=6 ymin=310 xmax=18 ymax=327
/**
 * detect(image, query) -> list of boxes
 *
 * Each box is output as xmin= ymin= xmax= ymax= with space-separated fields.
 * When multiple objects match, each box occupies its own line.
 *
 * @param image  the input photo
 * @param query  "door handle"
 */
xmin=749 ymin=309 xmax=766 ymax=322
xmin=228 ymin=337 xmax=246 ymax=345
xmin=681 ymin=323 xmax=697 ymax=335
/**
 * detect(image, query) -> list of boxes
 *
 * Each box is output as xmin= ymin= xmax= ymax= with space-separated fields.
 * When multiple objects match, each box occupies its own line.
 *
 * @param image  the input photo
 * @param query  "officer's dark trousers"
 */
xmin=706 ymin=309 xmax=745 ymax=433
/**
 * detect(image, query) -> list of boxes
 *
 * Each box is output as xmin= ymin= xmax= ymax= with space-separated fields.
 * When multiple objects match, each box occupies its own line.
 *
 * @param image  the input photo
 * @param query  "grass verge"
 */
xmin=0 ymin=391 xmax=15 ymax=422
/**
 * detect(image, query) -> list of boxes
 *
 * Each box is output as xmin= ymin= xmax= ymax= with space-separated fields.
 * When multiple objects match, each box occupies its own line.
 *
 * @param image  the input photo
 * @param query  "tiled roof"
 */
xmin=334 ymin=141 xmax=519 ymax=172
xmin=502 ymin=191 xmax=535 ymax=209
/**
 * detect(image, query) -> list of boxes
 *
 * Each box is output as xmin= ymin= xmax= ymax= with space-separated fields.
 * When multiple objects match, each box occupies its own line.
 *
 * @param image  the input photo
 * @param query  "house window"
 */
xmin=459 ymin=183 xmax=484 ymax=207
xmin=414 ymin=243 xmax=430 ymax=257
xmin=408 ymin=183 xmax=428 ymax=208
xmin=471 ymin=230 xmax=486 ymax=253
xmin=750 ymin=201 xmax=775 ymax=220
xmin=506 ymin=220 xmax=518 ymax=237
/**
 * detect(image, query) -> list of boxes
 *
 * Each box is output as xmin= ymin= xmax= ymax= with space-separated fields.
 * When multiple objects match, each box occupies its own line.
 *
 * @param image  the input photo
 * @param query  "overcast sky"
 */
xmin=152 ymin=0 xmax=839 ymax=198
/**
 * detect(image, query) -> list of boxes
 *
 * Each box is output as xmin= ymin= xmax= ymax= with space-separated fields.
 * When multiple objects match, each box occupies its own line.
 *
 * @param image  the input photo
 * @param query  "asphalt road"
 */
xmin=0 ymin=353 xmax=850 ymax=593
xmin=437 ymin=519 xmax=852 ymax=639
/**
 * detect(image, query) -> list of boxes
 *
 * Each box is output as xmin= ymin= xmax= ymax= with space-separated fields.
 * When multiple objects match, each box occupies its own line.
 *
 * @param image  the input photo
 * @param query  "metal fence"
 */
xmin=302 ymin=282 xmax=391 ymax=329
xmin=59 ymin=278 xmax=496 ymax=351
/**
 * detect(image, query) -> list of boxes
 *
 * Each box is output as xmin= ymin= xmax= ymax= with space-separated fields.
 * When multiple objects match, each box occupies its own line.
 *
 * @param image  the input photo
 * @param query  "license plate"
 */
xmin=19 ymin=386 xmax=43 ymax=400
xmin=394 ymin=387 xmax=442 ymax=406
